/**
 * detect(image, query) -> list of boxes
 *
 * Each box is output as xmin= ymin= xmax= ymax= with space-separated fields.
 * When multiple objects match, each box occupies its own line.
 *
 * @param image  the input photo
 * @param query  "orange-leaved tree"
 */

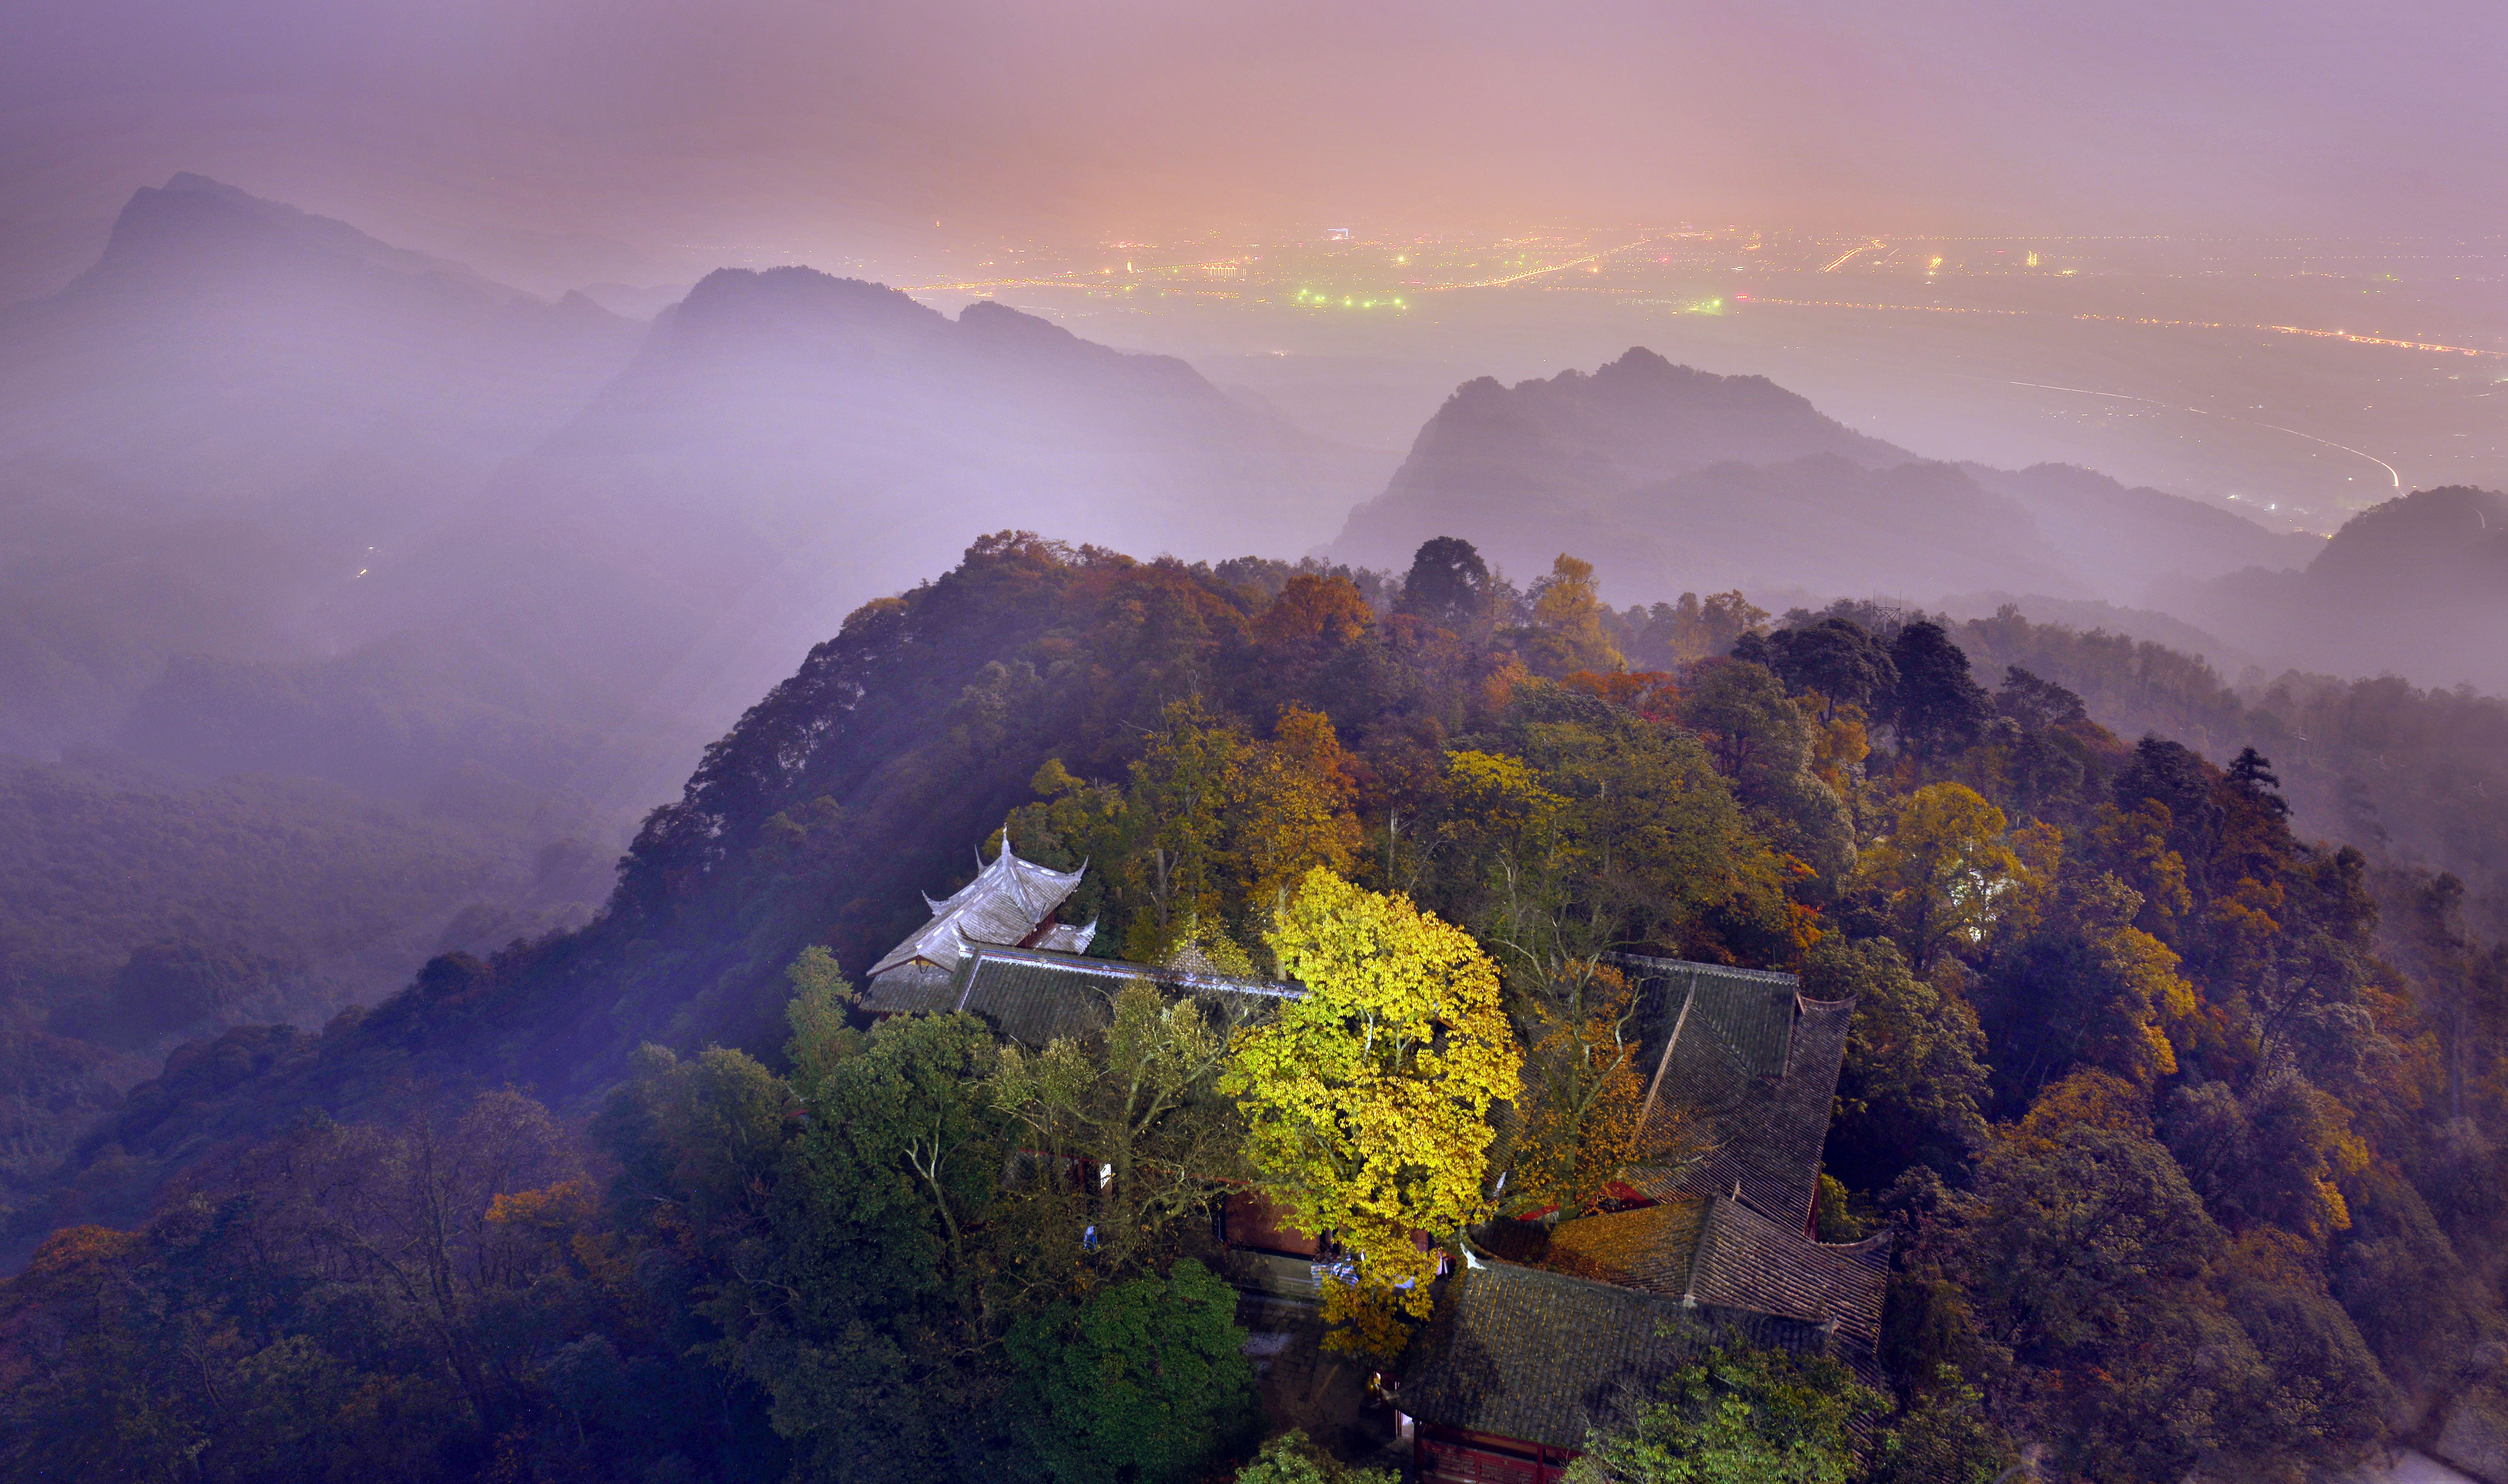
xmin=1507 ymin=957 xmax=1648 ymax=1217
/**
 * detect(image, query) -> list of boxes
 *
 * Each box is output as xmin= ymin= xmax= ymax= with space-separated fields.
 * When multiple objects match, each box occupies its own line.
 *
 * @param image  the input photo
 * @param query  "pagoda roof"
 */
xmin=864 ymin=839 xmax=1086 ymax=980
xmin=1395 ymin=1258 xmax=1834 ymax=1453
xmin=1540 ymin=1196 xmax=1889 ymax=1356
xmin=1609 ymin=954 xmax=1853 ymax=1227
xmin=860 ymin=943 xmax=1300 ymax=1046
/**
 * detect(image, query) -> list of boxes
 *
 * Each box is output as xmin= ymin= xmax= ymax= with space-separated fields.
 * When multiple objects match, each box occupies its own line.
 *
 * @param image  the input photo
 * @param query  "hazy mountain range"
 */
xmin=6 ymin=172 xmax=2505 ymax=836
xmin=1 ymin=177 xmax=1375 ymax=820
xmin=2172 ymin=483 xmax=2508 ymax=692
xmin=0 ymin=173 xmax=640 ymax=757
xmin=1325 ymin=348 xmax=2326 ymax=609
xmin=337 ymin=265 xmax=1382 ymax=812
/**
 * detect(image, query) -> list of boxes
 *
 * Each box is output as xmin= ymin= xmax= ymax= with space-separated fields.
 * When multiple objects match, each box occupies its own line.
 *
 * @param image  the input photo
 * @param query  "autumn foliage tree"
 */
xmin=1517 ymin=555 xmax=1625 ymax=677
xmin=1507 ymin=958 xmax=1648 ymax=1215
xmin=1007 ymin=697 xmax=1364 ymax=966
xmin=1221 ymin=869 xmax=1521 ymax=1357
xmin=1860 ymin=783 xmax=2038 ymax=970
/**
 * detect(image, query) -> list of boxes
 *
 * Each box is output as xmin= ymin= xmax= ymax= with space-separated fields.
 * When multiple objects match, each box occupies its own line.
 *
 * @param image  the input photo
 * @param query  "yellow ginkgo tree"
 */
xmin=1221 ymin=868 xmax=1522 ymax=1358
xmin=1861 ymin=782 xmax=2048 ymax=970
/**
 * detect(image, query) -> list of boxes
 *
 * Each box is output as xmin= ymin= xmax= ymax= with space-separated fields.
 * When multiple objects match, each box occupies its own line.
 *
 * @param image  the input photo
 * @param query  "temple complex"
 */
xmin=1395 ymin=956 xmax=1885 ymax=1483
xmin=854 ymin=837 xmax=1889 ymax=1483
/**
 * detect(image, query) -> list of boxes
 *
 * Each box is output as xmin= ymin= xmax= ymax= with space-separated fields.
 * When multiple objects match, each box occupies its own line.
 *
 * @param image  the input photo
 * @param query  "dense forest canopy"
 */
xmin=0 ymin=748 xmax=602 ymax=1206
xmin=4 ymin=531 xmax=2506 ymax=1484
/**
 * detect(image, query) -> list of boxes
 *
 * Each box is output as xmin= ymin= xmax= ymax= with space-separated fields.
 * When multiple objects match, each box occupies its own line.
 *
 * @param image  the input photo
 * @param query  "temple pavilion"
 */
xmin=1395 ymin=956 xmax=1888 ymax=1484
xmin=855 ymin=837 xmax=1296 ymax=1048
xmin=856 ymin=838 xmax=1099 ymax=1016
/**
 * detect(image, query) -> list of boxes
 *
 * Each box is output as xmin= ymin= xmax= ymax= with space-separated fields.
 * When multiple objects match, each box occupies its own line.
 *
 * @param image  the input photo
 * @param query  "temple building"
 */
xmin=1613 ymin=954 xmax=1857 ymax=1229
xmin=1395 ymin=956 xmax=1885 ymax=1484
xmin=856 ymin=835 xmax=1324 ymax=1290
xmin=855 ymin=838 xmax=1302 ymax=1046
xmin=903 ymin=941 xmax=1299 ymax=1050
xmin=857 ymin=837 xmax=1098 ymax=1016
xmin=853 ymin=845 xmax=1890 ymax=1481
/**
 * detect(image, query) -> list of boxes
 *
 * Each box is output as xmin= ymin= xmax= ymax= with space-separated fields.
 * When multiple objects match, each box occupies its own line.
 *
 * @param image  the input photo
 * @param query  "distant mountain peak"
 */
xmin=159 ymin=172 xmax=264 ymax=205
xmin=653 ymin=267 xmax=948 ymax=361
xmin=101 ymin=174 xmax=308 ymax=259
xmin=81 ymin=172 xmax=492 ymax=296
xmin=1438 ymin=351 xmax=1847 ymax=429
xmin=680 ymin=265 xmax=936 ymax=314
xmin=1330 ymin=350 xmax=1920 ymax=578
xmin=2180 ymin=482 xmax=2508 ymax=691
xmin=2310 ymin=484 xmax=2508 ymax=582
xmin=1590 ymin=346 xmax=1753 ymax=389
xmin=640 ymin=272 xmax=1215 ymax=401
xmin=955 ymin=297 xmax=1080 ymax=346
xmin=1601 ymin=345 xmax=1677 ymax=374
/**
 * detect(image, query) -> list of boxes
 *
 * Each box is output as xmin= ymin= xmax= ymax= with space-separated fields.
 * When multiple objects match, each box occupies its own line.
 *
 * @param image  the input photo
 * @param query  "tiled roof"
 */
xmin=859 ymin=960 xmax=958 ymax=1015
xmin=1613 ymin=956 xmax=1802 ymax=1079
xmin=1406 ymin=959 xmax=1884 ymax=1450
xmin=1610 ymin=955 xmax=1853 ymax=1227
xmin=949 ymin=949 xmax=1150 ymax=1046
xmin=1395 ymin=1260 xmax=1834 ymax=1453
xmin=1031 ymin=921 xmax=1098 ymax=955
xmin=888 ymin=945 xmax=1300 ymax=1048
xmin=864 ymin=840 xmax=1085 ymax=980
xmin=1541 ymin=1198 xmax=1889 ymax=1353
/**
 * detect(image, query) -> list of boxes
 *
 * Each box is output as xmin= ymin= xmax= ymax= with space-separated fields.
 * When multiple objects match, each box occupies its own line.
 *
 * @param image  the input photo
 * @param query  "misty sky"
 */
xmin=4 ymin=0 xmax=2503 ymax=298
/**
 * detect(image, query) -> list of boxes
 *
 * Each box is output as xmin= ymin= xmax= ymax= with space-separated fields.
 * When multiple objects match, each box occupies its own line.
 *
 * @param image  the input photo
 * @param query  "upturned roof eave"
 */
xmin=865 ymin=840 xmax=1086 ymax=978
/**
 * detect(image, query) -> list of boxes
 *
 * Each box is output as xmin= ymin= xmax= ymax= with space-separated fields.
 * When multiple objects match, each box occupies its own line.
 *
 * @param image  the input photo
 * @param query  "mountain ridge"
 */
xmin=66 ymin=172 xmax=507 ymax=301
xmin=2176 ymin=484 xmax=2508 ymax=691
xmin=1333 ymin=348 xmax=1914 ymax=574
xmin=183 ymin=258 xmax=1380 ymax=817
xmin=1329 ymin=348 xmax=2322 ymax=614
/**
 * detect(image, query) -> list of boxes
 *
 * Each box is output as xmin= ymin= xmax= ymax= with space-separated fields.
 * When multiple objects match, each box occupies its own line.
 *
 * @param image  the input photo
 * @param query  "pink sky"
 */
xmin=3 ymin=0 xmax=2500 ymax=298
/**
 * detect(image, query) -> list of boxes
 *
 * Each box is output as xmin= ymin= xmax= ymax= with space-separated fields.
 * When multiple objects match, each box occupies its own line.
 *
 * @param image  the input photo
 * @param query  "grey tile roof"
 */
xmin=1395 ymin=1260 xmax=1834 ymax=1453
xmin=1539 ymin=1196 xmax=1714 ymax=1293
xmin=863 ymin=840 xmax=1086 ymax=980
xmin=859 ymin=960 xmax=958 ymax=1015
xmin=1612 ymin=955 xmax=1804 ymax=1079
xmin=1610 ymin=955 xmax=1853 ymax=1228
xmin=949 ymin=949 xmax=1146 ymax=1046
xmin=1031 ymin=921 xmax=1098 ymax=955
xmin=1542 ymin=1197 xmax=1890 ymax=1354
xmin=882 ymin=945 xmax=1300 ymax=1048
xmin=1409 ymin=960 xmax=1887 ymax=1450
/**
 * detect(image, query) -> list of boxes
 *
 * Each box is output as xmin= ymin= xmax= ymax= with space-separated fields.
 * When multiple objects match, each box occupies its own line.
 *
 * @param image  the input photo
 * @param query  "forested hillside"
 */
xmin=9 ymin=533 xmax=2505 ymax=1484
xmin=1930 ymin=604 xmax=2508 ymax=939
xmin=0 ymin=749 xmax=606 ymax=1212
xmin=2177 ymin=484 xmax=2508 ymax=694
